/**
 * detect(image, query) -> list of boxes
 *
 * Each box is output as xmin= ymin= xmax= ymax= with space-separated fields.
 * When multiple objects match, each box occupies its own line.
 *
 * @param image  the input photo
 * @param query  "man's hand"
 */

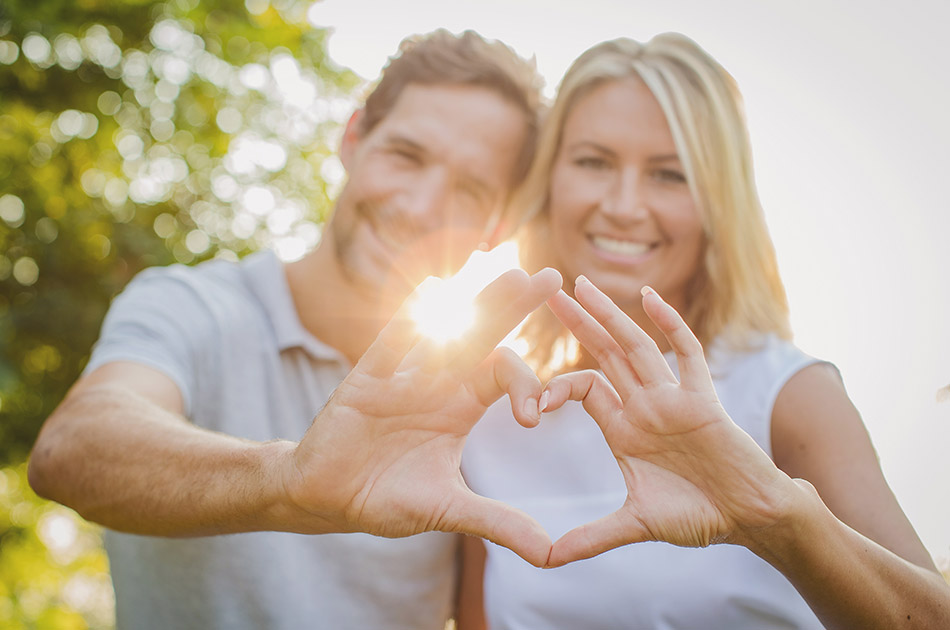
xmin=543 ymin=278 xmax=797 ymax=567
xmin=280 ymin=267 xmax=561 ymax=567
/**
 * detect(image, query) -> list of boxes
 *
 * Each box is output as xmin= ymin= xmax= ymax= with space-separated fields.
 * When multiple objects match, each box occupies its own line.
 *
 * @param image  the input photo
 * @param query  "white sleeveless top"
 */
xmin=461 ymin=335 xmax=827 ymax=630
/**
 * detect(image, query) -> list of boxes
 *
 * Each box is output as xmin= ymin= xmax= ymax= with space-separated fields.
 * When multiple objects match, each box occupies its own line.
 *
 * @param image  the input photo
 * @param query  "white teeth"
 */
xmin=591 ymin=236 xmax=651 ymax=257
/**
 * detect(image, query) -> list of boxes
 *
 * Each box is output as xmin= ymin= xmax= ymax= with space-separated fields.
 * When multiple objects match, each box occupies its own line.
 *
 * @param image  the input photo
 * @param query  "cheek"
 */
xmin=355 ymin=155 xmax=407 ymax=197
xmin=662 ymin=198 xmax=703 ymax=243
xmin=548 ymin=174 xmax=594 ymax=240
xmin=669 ymin=210 xmax=706 ymax=273
xmin=546 ymin=212 xmax=587 ymax=281
xmin=549 ymin=164 xmax=603 ymax=209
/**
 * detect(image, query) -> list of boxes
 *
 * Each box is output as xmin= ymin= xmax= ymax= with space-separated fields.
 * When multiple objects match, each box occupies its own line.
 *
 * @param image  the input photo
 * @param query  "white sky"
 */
xmin=307 ymin=0 xmax=950 ymax=562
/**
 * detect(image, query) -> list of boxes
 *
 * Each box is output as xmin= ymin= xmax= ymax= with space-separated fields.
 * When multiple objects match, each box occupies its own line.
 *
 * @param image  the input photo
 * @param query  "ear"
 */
xmin=339 ymin=109 xmax=364 ymax=171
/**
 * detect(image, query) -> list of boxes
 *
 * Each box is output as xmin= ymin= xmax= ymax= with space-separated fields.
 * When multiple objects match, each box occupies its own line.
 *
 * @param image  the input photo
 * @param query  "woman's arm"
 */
xmin=543 ymin=278 xmax=950 ymax=629
xmin=763 ymin=363 xmax=946 ymax=627
xmin=771 ymin=363 xmax=936 ymax=571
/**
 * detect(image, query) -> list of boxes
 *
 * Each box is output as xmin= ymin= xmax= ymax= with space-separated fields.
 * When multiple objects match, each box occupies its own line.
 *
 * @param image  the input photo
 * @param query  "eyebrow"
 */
xmin=383 ymin=133 xmax=426 ymax=154
xmin=647 ymin=154 xmax=681 ymax=163
xmin=566 ymin=141 xmax=681 ymax=164
xmin=384 ymin=133 xmax=494 ymax=200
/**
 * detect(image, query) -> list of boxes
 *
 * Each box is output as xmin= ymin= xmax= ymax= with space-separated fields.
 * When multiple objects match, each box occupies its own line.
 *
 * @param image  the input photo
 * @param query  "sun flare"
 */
xmin=408 ymin=241 xmax=525 ymax=347
xmin=409 ymin=277 xmax=477 ymax=344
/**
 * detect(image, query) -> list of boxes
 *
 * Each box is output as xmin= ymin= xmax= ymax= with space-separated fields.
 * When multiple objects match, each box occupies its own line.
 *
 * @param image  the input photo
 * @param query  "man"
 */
xmin=28 ymin=30 xmax=558 ymax=629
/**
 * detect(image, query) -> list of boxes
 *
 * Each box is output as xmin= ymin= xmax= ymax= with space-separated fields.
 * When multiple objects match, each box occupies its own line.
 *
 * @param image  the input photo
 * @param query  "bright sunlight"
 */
xmin=409 ymin=241 xmax=522 ymax=345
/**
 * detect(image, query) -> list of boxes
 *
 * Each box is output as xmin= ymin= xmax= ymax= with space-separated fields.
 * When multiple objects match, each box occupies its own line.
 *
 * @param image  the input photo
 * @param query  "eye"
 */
xmin=389 ymin=146 xmax=423 ymax=166
xmin=653 ymin=168 xmax=687 ymax=184
xmin=573 ymin=155 xmax=612 ymax=171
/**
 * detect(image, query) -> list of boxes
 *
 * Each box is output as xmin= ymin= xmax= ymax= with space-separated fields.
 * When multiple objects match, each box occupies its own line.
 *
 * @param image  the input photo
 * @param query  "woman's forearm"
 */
xmin=744 ymin=479 xmax=950 ymax=630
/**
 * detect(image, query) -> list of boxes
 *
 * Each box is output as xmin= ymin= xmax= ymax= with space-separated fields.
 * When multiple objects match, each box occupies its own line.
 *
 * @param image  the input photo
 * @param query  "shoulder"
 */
xmin=89 ymin=252 xmax=283 ymax=415
xmin=770 ymin=353 xmax=868 ymax=481
xmin=94 ymin=252 xmax=283 ymax=370
xmin=706 ymin=335 xmax=826 ymax=450
xmin=112 ymin=253 xmax=275 ymax=330
xmin=708 ymin=334 xmax=818 ymax=384
xmin=123 ymin=255 xmax=254 ymax=307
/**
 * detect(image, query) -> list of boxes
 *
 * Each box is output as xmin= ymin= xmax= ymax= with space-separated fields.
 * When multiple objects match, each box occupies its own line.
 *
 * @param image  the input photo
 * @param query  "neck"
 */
xmin=285 ymin=240 xmax=404 ymax=366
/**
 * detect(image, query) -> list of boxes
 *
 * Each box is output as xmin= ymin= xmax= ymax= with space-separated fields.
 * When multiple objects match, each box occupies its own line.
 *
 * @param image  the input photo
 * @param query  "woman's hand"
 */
xmin=543 ymin=277 xmax=800 ymax=567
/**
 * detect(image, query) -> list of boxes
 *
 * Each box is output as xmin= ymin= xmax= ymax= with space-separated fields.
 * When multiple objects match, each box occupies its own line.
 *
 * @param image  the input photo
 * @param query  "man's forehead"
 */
xmin=371 ymin=83 xmax=526 ymax=182
xmin=380 ymin=83 xmax=512 ymax=129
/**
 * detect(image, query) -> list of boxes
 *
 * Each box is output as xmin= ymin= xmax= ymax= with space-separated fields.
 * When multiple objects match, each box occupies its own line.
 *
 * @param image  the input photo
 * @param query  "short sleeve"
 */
xmin=84 ymin=265 xmax=217 ymax=417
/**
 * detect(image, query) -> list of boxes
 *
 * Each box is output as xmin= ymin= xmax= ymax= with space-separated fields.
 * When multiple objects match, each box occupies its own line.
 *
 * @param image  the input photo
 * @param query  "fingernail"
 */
xmin=640 ymin=285 xmax=655 ymax=297
xmin=539 ymin=390 xmax=550 ymax=413
xmin=575 ymin=275 xmax=589 ymax=285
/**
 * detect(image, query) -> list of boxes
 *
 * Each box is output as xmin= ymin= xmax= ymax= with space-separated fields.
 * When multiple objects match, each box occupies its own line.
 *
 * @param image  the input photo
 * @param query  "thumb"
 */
xmin=446 ymin=490 xmax=552 ymax=568
xmin=546 ymin=508 xmax=647 ymax=568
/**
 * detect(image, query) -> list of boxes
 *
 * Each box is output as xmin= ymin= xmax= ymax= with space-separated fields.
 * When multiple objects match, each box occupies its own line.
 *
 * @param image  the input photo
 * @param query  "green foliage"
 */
xmin=0 ymin=1 xmax=362 ymax=626
xmin=0 ymin=462 xmax=113 ymax=629
xmin=0 ymin=0 xmax=360 ymax=463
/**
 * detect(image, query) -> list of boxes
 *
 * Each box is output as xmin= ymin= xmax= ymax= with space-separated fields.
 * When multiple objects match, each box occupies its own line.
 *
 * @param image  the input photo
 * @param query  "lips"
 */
xmin=590 ymin=235 xmax=655 ymax=259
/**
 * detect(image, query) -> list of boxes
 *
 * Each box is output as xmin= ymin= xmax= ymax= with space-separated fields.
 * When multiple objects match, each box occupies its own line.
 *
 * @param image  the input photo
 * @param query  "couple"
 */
xmin=28 ymin=29 xmax=949 ymax=629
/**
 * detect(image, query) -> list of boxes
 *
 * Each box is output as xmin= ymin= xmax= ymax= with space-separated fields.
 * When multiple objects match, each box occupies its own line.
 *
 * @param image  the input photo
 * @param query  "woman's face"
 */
xmin=548 ymin=77 xmax=705 ymax=314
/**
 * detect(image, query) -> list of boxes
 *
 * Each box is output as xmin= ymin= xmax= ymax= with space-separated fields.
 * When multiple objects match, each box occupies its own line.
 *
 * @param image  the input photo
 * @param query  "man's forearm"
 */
xmin=28 ymin=384 xmax=310 ymax=536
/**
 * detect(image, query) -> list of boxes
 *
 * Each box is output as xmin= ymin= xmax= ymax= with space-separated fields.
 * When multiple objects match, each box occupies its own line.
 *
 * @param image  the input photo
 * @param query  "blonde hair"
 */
xmin=516 ymin=33 xmax=791 ymax=375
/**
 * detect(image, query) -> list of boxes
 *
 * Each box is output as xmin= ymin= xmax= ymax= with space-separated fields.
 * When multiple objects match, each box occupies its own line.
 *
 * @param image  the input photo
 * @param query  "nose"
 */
xmin=600 ymin=167 xmax=648 ymax=223
xmin=397 ymin=166 xmax=453 ymax=231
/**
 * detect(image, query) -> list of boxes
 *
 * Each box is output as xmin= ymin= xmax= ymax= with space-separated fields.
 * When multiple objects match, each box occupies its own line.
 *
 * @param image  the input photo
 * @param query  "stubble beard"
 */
xmin=329 ymin=199 xmax=418 ymax=309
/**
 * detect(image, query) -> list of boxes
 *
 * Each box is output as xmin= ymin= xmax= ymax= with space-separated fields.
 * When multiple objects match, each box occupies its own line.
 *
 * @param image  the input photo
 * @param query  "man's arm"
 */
xmin=29 ymin=268 xmax=561 ymax=566
xmin=28 ymin=361 xmax=297 ymax=536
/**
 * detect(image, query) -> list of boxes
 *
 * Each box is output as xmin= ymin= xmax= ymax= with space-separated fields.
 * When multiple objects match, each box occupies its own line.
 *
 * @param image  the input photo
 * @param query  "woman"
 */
xmin=458 ymin=34 xmax=950 ymax=629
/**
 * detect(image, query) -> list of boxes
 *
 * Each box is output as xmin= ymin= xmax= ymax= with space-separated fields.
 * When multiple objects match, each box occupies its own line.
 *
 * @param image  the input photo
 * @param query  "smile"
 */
xmin=590 ymin=235 xmax=654 ymax=257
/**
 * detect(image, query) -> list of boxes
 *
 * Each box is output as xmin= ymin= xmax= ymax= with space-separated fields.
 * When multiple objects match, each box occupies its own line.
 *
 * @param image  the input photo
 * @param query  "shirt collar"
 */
xmin=242 ymin=250 xmax=349 ymax=364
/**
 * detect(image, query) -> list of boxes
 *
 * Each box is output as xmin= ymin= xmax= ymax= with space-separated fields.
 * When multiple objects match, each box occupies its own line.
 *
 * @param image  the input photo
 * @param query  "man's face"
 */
xmin=330 ymin=83 xmax=528 ymax=302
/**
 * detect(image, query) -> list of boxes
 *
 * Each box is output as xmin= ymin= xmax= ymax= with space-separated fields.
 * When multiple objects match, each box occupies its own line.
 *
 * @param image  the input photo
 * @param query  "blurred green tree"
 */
xmin=1 ymin=0 xmax=361 ymax=626
xmin=0 ymin=0 xmax=361 ymax=464
xmin=1 ymin=463 xmax=112 ymax=629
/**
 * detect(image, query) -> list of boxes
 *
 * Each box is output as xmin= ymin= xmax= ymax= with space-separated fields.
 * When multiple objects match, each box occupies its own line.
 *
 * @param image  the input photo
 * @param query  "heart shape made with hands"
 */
xmin=288 ymin=268 xmax=788 ymax=569
xmin=457 ymin=277 xmax=794 ymax=569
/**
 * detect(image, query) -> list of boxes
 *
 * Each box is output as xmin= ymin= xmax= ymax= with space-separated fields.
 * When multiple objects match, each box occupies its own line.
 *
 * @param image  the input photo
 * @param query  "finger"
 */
xmin=641 ymin=286 xmax=715 ymax=392
xmin=400 ymin=335 xmax=454 ymax=375
xmin=541 ymin=371 xmax=622 ymax=428
xmin=448 ymin=490 xmax=553 ymax=568
xmin=546 ymin=290 xmax=636 ymax=399
xmin=470 ymin=347 xmax=543 ymax=428
xmin=546 ymin=508 xmax=649 ymax=568
xmin=357 ymin=278 xmax=439 ymax=377
xmin=451 ymin=268 xmax=562 ymax=375
xmin=574 ymin=276 xmax=676 ymax=386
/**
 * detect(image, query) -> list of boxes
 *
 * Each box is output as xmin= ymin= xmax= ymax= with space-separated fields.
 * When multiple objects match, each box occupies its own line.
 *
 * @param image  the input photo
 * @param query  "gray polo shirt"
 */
xmin=86 ymin=250 xmax=459 ymax=629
